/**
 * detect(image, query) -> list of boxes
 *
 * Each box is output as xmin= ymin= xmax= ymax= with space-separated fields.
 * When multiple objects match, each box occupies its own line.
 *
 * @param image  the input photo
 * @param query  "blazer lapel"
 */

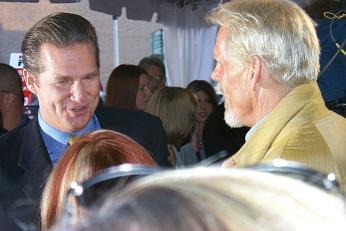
xmin=232 ymin=82 xmax=320 ymax=167
xmin=18 ymin=119 xmax=52 ymax=202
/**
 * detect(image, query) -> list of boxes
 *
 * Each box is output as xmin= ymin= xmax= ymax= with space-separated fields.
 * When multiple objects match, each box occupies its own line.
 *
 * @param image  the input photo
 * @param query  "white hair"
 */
xmin=208 ymin=0 xmax=320 ymax=89
xmin=224 ymin=107 xmax=244 ymax=128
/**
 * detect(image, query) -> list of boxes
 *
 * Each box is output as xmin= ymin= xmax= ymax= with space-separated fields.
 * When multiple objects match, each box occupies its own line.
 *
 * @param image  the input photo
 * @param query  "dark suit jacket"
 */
xmin=0 ymin=106 xmax=169 ymax=229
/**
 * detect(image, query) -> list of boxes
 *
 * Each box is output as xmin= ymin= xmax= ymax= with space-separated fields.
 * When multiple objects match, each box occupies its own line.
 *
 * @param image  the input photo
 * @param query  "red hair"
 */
xmin=41 ymin=129 xmax=155 ymax=230
xmin=105 ymin=64 xmax=146 ymax=110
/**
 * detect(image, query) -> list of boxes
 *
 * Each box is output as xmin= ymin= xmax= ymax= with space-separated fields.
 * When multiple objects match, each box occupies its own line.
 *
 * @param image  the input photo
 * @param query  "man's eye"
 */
xmin=57 ymin=80 xmax=68 ymax=84
xmin=55 ymin=79 xmax=71 ymax=86
xmin=84 ymin=75 xmax=95 ymax=80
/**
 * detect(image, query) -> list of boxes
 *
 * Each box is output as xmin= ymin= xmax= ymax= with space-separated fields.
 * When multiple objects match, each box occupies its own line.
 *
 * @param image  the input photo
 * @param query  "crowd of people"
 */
xmin=0 ymin=0 xmax=345 ymax=230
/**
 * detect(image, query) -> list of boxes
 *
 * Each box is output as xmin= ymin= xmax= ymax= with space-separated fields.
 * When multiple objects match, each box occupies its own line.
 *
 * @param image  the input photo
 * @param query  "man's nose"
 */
xmin=71 ymin=81 xmax=87 ymax=102
xmin=211 ymin=64 xmax=221 ymax=81
xmin=211 ymin=69 xmax=218 ymax=81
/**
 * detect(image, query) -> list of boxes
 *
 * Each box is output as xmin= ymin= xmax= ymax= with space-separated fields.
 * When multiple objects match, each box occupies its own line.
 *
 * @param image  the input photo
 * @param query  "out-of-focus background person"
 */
xmin=0 ymin=63 xmax=27 ymax=133
xmin=138 ymin=55 xmax=166 ymax=94
xmin=186 ymin=80 xmax=218 ymax=161
xmin=146 ymin=87 xmax=198 ymax=167
xmin=104 ymin=64 xmax=152 ymax=111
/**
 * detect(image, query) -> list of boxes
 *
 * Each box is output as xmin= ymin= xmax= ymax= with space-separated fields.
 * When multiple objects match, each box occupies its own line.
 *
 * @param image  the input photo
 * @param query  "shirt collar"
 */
xmin=38 ymin=111 xmax=101 ymax=145
xmin=245 ymin=115 xmax=267 ymax=142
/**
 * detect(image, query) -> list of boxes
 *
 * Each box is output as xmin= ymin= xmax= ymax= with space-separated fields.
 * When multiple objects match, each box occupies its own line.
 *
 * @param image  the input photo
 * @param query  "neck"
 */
xmin=191 ymin=122 xmax=205 ymax=153
xmin=195 ymin=121 xmax=205 ymax=130
xmin=249 ymin=84 xmax=290 ymax=126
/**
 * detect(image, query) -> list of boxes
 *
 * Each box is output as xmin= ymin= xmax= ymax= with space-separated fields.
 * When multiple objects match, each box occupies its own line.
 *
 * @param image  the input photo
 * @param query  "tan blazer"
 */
xmin=230 ymin=82 xmax=346 ymax=190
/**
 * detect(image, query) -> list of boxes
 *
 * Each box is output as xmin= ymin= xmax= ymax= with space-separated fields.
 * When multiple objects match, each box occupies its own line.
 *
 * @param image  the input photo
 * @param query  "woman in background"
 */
xmin=105 ymin=64 xmax=152 ymax=111
xmin=186 ymin=80 xmax=218 ymax=160
xmin=146 ymin=87 xmax=197 ymax=167
xmin=40 ymin=129 xmax=156 ymax=230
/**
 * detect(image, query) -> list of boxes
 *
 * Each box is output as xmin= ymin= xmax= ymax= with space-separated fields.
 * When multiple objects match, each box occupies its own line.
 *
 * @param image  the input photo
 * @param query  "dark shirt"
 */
xmin=0 ymin=128 xmax=7 ymax=136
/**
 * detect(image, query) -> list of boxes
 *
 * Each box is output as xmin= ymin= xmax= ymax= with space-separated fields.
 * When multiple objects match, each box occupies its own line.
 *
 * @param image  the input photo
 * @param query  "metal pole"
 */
xmin=112 ymin=16 xmax=119 ymax=67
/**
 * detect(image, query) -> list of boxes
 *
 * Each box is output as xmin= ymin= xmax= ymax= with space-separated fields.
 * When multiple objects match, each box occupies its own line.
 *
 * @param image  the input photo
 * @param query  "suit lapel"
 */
xmin=18 ymin=119 xmax=52 ymax=202
xmin=232 ymin=82 xmax=323 ymax=167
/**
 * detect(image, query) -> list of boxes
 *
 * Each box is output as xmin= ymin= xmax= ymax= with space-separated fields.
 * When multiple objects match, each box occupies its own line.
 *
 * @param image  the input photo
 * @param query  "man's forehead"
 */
xmin=214 ymin=26 xmax=229 ymax=55
xmin=38 ymin=42 xmax=97 ymax=68
xmin=216 ymin=26 xmax=229 ymax=44
xmin=146 ymin=65 xmax=163 ymax=75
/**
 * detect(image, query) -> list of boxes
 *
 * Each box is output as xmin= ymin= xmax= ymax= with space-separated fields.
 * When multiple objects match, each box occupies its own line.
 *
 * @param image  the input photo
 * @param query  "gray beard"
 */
xmin=224 ymin=109 xmax=243 ymax=128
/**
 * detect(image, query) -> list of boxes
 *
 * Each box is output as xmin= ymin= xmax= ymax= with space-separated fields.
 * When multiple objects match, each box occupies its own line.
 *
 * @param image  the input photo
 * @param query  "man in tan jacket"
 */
xmin=208 ymin=0 xmax=345 ymax=190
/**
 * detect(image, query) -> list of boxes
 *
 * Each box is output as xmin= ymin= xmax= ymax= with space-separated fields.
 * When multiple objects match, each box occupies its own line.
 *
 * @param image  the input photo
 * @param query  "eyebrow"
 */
xmin=84 ymin=70 xmax=100 ymax=77
xmin=54 ymin=70 xmax=100 ymax=79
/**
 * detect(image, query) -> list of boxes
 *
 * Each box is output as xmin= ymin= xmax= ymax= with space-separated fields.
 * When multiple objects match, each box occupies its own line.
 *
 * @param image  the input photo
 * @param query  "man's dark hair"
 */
xmin=0 ymin=63 xmax=24 ymax=105
xmin=138 ymin=55 xmax=166 ymax=81
xmin=22 ymin=12 xmax=100 ymax=75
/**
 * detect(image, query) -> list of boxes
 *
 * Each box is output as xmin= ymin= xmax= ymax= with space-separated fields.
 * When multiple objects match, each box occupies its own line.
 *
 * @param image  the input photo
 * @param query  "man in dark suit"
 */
xmin=0 ymin=12 xmax=170 ymax=229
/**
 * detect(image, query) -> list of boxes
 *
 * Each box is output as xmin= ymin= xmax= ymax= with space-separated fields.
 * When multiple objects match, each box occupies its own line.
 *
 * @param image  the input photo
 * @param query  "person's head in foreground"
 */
xmin=208 ymin=0 xmax=320 ymax=128
xmin=70 ymin=167 xmax=345 ymax=231
xmin=22 ymin=12 xmax=101 ymax=133
xmin=40 ymin=129 xmax=156 ymax=230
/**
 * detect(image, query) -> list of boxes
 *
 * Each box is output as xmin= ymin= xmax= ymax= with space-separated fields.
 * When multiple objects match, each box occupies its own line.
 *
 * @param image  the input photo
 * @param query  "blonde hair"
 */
xmin=207 ymin=0 xmax=320 ymax=88
xmin=40 ymin=129 xmax=155 ymax=230
xmin=145 ymin=87 xmax=196 ymax=146
xmin=75 ymin=167 xmax=346 ymax=231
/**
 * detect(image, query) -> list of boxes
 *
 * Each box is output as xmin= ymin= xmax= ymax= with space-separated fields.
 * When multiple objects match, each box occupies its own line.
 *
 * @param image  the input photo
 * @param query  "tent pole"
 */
xmin=112 ymin=16 xmax=119 ymax=67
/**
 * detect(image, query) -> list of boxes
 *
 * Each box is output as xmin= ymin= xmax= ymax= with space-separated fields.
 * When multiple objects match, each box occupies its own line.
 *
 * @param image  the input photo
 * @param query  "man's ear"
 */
xmin=23 ymin=69 xmax=38 ymax=95
xmin=248 ymin=55 xmax=262 ymax=91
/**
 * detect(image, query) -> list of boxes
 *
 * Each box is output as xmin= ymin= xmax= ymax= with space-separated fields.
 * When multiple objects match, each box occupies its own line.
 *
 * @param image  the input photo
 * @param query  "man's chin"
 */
xmin=224 ymin=110 xmax=243 ymax=128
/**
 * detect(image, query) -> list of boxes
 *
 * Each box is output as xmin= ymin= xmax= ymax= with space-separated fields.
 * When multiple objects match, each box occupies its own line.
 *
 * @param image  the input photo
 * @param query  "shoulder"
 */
xmin=268 ymin=123 xmax=331 ymax=162
xmin=0 ymin=124 xmax=25 ymax=148
xmin=96 ymin=106 xmax=162 ymax=127
xmin=0 ymin=119 xmax=37 ymax=160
